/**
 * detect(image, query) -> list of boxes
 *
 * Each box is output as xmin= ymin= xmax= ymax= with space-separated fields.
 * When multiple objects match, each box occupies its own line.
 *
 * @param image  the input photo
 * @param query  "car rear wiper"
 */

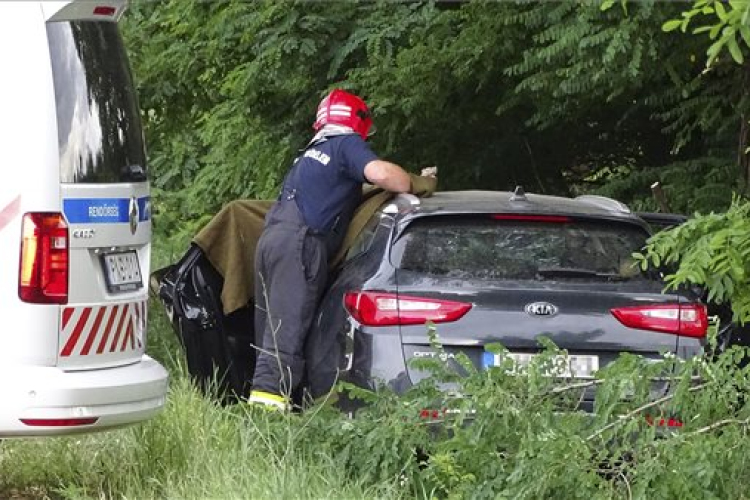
xmin=536 ymin=267 xmax=629 ymax=281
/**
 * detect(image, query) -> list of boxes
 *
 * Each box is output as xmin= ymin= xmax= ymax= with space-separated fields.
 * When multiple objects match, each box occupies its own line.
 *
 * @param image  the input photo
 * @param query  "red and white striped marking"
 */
xmin=60 ymin=301 xmax=146 ymax=357
xmin=318 ymin=104 xmax=352 ymax=119
xmin=0 ymin=195 xmax=21 ymax=233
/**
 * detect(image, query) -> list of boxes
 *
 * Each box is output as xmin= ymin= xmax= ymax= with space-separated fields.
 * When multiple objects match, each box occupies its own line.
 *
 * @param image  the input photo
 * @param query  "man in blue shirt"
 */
xmin=249 ymin=89 xmax=412 ymax=410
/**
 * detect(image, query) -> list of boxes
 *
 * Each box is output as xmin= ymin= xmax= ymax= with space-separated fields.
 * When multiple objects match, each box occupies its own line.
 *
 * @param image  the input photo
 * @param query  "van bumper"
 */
xmin=0 ymin=355 xmax=169 ymax=437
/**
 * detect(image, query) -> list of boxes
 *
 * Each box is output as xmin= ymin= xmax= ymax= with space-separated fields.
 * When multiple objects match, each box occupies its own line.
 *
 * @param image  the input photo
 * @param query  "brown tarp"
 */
xmin=192 ymin=174 xmax=437 ymax=315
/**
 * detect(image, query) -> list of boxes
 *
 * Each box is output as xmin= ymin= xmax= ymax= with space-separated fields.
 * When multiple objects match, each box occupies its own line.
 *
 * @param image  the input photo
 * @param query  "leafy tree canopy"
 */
xmin=121 ymin=0 xmax=748 ymax=241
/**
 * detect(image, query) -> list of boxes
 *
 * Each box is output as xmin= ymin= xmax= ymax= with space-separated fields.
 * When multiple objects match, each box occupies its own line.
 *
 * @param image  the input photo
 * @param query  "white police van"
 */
xmin=0 ymin=0 xmax=168 ymax=436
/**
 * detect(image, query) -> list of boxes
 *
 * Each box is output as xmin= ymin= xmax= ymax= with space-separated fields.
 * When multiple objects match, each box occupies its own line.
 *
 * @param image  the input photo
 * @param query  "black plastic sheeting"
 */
xmin=154 ymin=244 xmax=255 ymax=403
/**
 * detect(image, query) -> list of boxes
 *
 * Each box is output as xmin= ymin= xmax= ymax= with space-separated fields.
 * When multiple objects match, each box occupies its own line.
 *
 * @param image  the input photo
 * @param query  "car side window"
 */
xmin=345 ymin=213 xmax=391 ymax=262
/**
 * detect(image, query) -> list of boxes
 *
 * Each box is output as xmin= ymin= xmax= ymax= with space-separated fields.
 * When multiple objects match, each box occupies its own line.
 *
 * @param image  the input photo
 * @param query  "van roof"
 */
xmin=44 ymin=0 xmax=126 ymax=22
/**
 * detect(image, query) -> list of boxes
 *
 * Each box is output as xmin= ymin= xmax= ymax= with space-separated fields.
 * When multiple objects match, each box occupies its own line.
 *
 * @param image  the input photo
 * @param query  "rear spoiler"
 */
xmin=636 ymin=212 xmax=688 ymax=232
xmin=43 ymin=0 xmax=127 ymax=22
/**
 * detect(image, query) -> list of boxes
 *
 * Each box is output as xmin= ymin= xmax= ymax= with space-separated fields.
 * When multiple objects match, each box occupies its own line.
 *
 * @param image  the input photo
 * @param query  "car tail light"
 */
xmin=610 ymin=304 xmax=707 ymax=338
xmin=20 ymin=417 xmax=98 ymax=427
xmin=419 ymin=408 xmax=445 ymax=420
xmin=344 ymin=291 xmax=472 ymax=326
xmin=491 ymin=214 xmax=571 ymax=223
xmin=18 ymin=213 xmax=69 ymax=304
xmin=645 ymin=415 xmax=683 ymax=428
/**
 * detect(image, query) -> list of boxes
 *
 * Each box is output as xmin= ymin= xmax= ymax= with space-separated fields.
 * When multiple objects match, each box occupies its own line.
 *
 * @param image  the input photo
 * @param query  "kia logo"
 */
xmin=525 ymin=302 xmax=558 ymax=317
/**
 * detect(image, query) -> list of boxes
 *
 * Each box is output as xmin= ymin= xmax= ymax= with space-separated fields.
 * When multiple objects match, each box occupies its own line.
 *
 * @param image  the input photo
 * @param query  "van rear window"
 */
xmin=398 ymin=216 xmax=653 ymax=282
xmin=47 ymin=21 xmax=146 ymax=184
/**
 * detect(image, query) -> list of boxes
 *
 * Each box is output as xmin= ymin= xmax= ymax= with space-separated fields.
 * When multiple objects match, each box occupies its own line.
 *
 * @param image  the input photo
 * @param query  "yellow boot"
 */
xmin=247 ymin=390 xmax=289 ymax=412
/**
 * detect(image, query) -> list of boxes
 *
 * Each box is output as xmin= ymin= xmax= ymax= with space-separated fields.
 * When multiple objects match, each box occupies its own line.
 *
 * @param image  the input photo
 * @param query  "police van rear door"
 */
xmin=46 ymin=1 xmax=151 ymax=370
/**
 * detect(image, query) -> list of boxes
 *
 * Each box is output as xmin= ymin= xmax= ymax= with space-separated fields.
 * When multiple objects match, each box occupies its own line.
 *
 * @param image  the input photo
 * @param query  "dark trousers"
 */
xmin=252 ymin=201 xmax=328 ymax=396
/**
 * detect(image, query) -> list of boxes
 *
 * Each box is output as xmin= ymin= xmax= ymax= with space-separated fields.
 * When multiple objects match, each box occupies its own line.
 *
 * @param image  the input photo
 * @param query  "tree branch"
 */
xmin=548 ymin=379 xmax=604 ymax=394
xmin=682 ymin=416 xmax=750 ymax=437
xmin=738 ymin=62 xmax=750 ymax=193
xmin=586 ymin=384 xmax=707 ymax=441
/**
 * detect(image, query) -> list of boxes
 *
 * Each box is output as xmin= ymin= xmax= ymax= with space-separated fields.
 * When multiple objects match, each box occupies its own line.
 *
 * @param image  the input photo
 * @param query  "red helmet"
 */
xmin=313 ymin=89 xmax=374 ymax=140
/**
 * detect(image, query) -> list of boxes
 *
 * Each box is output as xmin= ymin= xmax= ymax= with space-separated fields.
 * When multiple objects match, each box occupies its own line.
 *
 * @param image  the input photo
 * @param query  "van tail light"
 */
xmin=610 ymin=304 xmax=708 ymax=338
xmin=93 ymin=6 xmax=117 ymax=16
xmin=20 ymin=417 xmax=98 ymax=427
xmin=18 ymin=213 xmax=69 ymax=304
xmin=344 ymin=291 xmax=472 ymax=327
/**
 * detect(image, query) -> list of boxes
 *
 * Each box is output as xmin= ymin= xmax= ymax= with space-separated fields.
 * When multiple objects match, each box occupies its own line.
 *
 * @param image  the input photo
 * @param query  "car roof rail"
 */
xmin=574 ymin=194 xmax=631 ymax=214
xmin=382 ymin=193 xmax=421 ymax=214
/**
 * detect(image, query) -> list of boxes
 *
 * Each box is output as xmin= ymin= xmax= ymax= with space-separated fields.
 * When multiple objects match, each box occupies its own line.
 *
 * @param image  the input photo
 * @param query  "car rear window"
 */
xmin=398 ymin=216 xmax=653 ymax=282
xmin=47 ymin=21 xmax=146 ymax=184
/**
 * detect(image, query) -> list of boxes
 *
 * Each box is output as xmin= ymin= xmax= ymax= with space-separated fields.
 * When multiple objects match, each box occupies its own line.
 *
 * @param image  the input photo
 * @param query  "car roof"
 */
xmin=385 ymin=189 xmax=641 ymax=223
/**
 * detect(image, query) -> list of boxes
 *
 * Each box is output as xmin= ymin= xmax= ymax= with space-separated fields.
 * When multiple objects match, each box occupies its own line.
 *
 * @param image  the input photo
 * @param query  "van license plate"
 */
xmin=102 ymin=251 xmax=143 ymax=292
xmin=483 ymin=352 xmax=599 ymax=378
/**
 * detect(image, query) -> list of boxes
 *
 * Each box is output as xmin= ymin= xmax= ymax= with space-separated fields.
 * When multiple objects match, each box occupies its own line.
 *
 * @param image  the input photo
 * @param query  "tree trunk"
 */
xmin=739 ymin=64 xmax=750 ymax=194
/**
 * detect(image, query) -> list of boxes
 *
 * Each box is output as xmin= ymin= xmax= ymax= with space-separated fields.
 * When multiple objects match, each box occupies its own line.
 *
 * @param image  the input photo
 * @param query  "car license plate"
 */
xmin=102 ymin=251 xmax=143 ymax=292
xmin=483 ymin=352 xmax=599 ymax=378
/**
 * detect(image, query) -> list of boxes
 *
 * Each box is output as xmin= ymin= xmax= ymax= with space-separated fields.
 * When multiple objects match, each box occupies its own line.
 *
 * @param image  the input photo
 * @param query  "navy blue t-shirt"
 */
xmin=281 ymin=134 xmax=379 ymax=234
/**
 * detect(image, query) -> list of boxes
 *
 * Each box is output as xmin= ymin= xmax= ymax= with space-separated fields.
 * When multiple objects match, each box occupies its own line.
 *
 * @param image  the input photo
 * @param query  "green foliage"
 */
xmin=348 ymin=1 xmax=715 ymax=195
xmin=636 ymin=197 xmax=750 ymax=323
xmin=663 ymin=0 xmax=750 ymax=66
xmin=632 ymin=0 xmax=750 ymax=331
xmin=120 ymin=0 xmax=749 ymax=247
xmin=122 ymin=0 xmax=364 ymax=241
xmin=0 ymin=376 xmax=402 ymax=499
xmin=594 ymin=156 xmax=737 ymax=213
xmin=4 ymin=314 xmax=750 ymax=499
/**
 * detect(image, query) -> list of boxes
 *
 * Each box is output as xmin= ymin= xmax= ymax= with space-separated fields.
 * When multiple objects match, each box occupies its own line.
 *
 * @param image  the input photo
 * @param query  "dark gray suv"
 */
xmin=155 ymin=188 xmax=708 ymax=407
xmin=304 ymin=189 xmax=707 ymax=404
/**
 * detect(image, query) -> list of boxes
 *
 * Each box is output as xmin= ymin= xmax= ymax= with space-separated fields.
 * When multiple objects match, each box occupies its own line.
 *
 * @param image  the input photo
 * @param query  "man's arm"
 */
xmin=363 ymin=159 xmax=411 ymax=193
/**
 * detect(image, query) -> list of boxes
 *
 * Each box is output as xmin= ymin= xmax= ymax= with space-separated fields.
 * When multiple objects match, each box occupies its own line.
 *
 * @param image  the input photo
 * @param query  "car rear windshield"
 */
xmin=47 ymin=21 xmax=146 ymax=184
xmin=398 ymin=216 xmax=653 ymax=282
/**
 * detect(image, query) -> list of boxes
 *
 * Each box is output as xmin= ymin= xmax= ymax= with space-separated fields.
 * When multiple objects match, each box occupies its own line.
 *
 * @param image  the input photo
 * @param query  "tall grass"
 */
xmin=0 ymin=240 xmax=404 ymax=499
xmin=0 ymin=304 xmax=403 ymax=499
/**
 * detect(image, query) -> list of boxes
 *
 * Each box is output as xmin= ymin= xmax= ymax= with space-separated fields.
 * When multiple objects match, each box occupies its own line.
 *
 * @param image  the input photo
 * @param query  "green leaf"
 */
xmin=707 ymin=37 xmax=727 ymax=65
xmin=728 ymin=35 xmax=744 ymax=63
xmin=681 ymin=17 xmax=691 ymax=33
xmin=693 ymin=25 xmax=715 ymax=34
xmin=710 ymin=23 xmax=724 ymax=39
xmin=600 ymin=0 xmax=616 ymax=11
xmin=662 ymin=19 xmax=683 ymax=32
xmin=715 ymin=1 xmax=728 ymax=21
xmin=740 ymin=25 xmax=750 ymax=48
